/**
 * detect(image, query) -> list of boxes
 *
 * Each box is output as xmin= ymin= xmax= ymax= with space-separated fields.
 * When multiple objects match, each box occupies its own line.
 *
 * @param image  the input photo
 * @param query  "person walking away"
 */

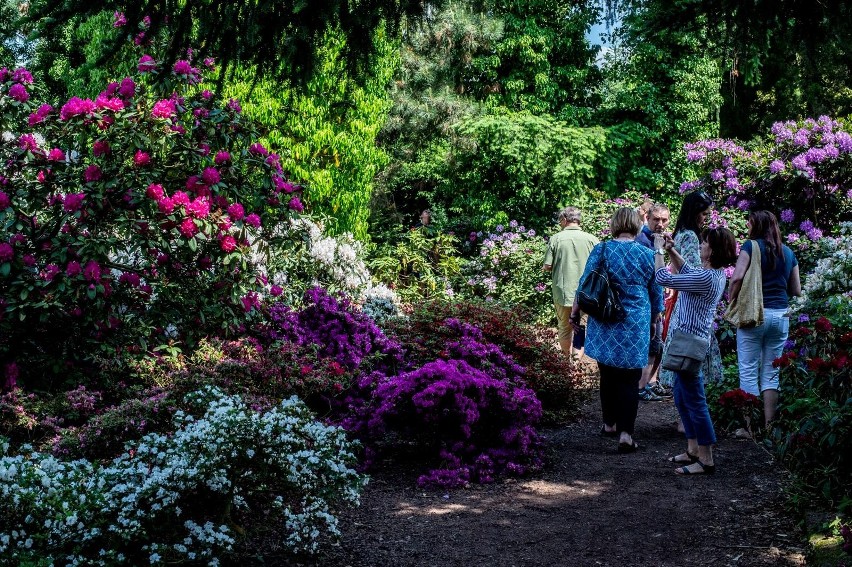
xmin=543 ymin=206 xmax=599 ymax=359
xmin=728 ymin=210 xmax=801 ymax=436
xmin=572 ymin=207 xmax=664 ymax=452
xmin=655 ymin=227 xmax=738 ymax=474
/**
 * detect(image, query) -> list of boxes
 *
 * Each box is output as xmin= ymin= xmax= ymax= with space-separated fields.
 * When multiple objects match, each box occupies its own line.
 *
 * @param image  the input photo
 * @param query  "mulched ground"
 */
xmin=307 ymin=389 xmax=807 ymax=567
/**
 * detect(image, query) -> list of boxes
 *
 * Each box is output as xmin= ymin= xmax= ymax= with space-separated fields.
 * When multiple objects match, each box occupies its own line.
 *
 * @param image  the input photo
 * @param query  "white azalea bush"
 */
xmin=360 ymin=283 xmax=403 ymax=324
xmin=794 ymin=222 xmax=852 ymax=315
xmin=0 ymin=387 xmax=367 ymax=565
xmin=263 ymin=217 xmax=372 ymax=304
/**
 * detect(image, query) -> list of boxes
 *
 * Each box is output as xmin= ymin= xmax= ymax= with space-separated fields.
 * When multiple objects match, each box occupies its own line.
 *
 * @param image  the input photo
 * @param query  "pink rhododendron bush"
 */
xmin=0 ymin=61 xmax=305 ymax=390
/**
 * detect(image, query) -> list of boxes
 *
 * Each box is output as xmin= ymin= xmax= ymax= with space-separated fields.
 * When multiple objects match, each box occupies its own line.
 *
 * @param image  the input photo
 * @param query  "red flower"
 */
xmin=815 ymin=317 xmax=833 ymax=333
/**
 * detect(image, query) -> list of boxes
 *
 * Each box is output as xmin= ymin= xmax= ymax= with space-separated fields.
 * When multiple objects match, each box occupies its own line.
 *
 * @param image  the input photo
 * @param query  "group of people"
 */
xmin=544 ymin=193 xmax=801 ymax=475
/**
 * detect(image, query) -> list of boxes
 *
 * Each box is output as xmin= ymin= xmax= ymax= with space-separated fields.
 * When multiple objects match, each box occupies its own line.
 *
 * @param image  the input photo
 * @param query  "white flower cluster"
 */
xmin=360 ymin=283 xmax=403 ymax=324
xmin=268 ymin=217 xmax=372 ymax=300
xmin=795 ymin=222 xmax=852 ymax=313
xmin=0 ymin=388 xmax=367 ymax=564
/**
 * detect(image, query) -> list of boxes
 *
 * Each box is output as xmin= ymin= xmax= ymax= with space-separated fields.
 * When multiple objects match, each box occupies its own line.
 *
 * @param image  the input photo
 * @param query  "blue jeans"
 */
xmin=736 ymin=308 xmax=790 ymax=396
xmin=673 ymin=370 xmax=717 ymax=446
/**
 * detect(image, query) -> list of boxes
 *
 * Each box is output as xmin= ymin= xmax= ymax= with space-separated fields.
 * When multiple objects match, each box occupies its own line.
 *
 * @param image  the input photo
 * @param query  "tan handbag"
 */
xmin=725 ymin=240 xmax=764 ymax=328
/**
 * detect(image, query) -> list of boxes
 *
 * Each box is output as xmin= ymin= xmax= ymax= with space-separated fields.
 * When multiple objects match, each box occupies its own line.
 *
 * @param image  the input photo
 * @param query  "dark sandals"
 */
xmin=675 ymin=461 xmax=716 ymax=475
xmin=617 ymin=440 xmax=639 ymax=454
xmin=668 ymin=452 xmax=699 ymax=465
xmin=600 ymin=425 xmax=618 ymax=438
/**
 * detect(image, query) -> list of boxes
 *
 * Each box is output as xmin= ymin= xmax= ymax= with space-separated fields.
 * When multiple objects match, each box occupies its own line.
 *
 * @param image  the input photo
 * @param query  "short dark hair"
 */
xmin=701 ymin=227 xmax=738 ymax=269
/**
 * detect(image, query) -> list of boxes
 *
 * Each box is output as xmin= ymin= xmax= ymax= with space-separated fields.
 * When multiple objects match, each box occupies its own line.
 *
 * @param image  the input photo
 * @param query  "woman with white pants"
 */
xmin=728 ymin=211 xmax=802 ymax=431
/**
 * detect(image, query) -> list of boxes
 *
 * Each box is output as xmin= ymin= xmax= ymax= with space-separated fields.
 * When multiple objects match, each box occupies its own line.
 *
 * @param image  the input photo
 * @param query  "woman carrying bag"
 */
xmin=728 ymin=211 xmax=801 ymax=433
xmin=655 ymin=228 xmax=738 ymax=475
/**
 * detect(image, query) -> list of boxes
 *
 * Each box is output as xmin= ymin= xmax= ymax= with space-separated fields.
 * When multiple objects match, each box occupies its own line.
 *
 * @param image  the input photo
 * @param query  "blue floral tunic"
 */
xmin=580 ymin=240 xmax=664 ymax=369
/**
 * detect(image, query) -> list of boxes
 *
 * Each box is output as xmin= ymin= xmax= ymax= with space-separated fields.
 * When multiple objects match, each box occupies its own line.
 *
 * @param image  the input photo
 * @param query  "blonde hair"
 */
xmin=610 ymin=207 xmax=642 ymax=237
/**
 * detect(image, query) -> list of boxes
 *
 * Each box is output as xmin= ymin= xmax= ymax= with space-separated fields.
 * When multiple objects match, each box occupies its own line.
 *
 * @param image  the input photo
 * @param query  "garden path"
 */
xmin=313 ymin=389 xmax=807 ymax=567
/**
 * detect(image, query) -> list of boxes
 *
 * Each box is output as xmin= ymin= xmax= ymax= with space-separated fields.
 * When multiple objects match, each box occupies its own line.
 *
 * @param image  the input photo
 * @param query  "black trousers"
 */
xmin=599 ymin=363 xmax=642 ymax=435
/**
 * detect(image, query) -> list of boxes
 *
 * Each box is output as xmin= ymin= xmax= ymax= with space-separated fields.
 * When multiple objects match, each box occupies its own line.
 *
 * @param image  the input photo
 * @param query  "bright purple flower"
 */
xmin=201 ymin=90 xmax=213 ymax=100
xmin=119 ymin=272 xmax=141 ymax=287
xmin=47 ymin=148 xmax=65 ymax=162
xmin=288 ymin=197 xmax=304 ymax=213
xmin=137 ymin=55 xmax=157 ymax=73
xmin=116 ymin=77 xmax=135 ymax=99
xmin=227 ymin=98 xmax=242 ymax=113
xmin=227 ymin=203 xmax=245 ymax=221
xmin=11 ymin=68 xmax=33 ymax=84
xmin=0 ymin=67 xmax=7 ymax=82
xmin=837 ymin=132 xmax=852 ymax=153
xmin=791 ymin=154 xmax=808 ymax=171
xmin=63 ymin=193 xmax=85 ymax=212
xmin=151 ymin=98 xmax=176 ymax=119
xmin=686 ymin=150 xmax=705 ymax=162
xmin=270 ymin=284 xmax=283 ymax=297
xmin=146 ymin=183 xmax=165 ymax=200
xmin=249 ymin=143 xmax=268 ymax=156
xmin=798 ymin=313 xmax=810 ymax=323
xmin=186 ymin=197 xmax=210 ymax=219
xmin=173 ymin=60 xmax=193 ymax=75
xmin=0 ymin=242 xmax=13 ymax=262
xmin=0 ymin=191 xmax=9 ymax=209
xmin=799 ymin=220 xmax=814 ymax=232
xmin=82 ymin=260 xmax=101 ymax=282
xmin=84 ymin=165 xmax=102 ymax=183
xmin=786 ymin=233 xmax=800 ymax=244
xmin=18 ymin=134 xmax=38 ymax=151
xmin=793 ymin=130 xmax=809 ymax=146
xmin=736 ymin=200 xmax=750 ymax=211
xmin=59 ymin=97 xmax=96 ymax=120
xmin=769 ymin=159 xmax=785 ymax=174
xmin=41 ymin=264 xmax=60 ymax=282
xmin=172 ymin=191 xmax=190 ymax=206
xmin=825 ymin=145 xmax=839 ymax=159
xmin=219 ymin=234 xmax=237 ymax=252
xmin=245 ymin=213 xmax=261 ymax=228
xmin=133 ymin=150 xmax=151 ymax=167
xmin=157 ymin=197 xmax=175 ymax=214
xmin=780 ymin=209 xmax=795 ymax=223
xmin=113 ymin=11 xmax=127 ymax=27
xmin=805 ymin=147 xmax=827 ymax=164
xmin=8 ymin=83 xmax=28 ymax=102
xmin=22 ymin=254 xmax=35 ymax=266
xmin=214 ymin=151 xmax=231 ymax=165
xmin=806 ymin=228 xmax=823 ymax=241
xmin=203 ymin=57 xmax=215 ymax=69
xmin=179 ymin=218 xmax=198 ymax=238
xmin=201 ymin=167 xmax=220 ymax=185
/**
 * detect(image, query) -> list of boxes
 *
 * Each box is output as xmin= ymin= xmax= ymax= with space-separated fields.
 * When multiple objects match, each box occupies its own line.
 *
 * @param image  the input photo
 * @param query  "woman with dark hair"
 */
xmin=728 ymin=211 xmax=802 ymax=432
xmin=655 ymin=227 xmax=738 ymax=474
xmin=659 ymin=191 xmax=723 ymax=392
xmin=572 ymin=207 xmax=664 ymax=453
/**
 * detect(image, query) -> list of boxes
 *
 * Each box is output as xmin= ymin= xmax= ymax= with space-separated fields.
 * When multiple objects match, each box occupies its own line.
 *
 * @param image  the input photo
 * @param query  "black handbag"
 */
xmin=661 ymin=329 xmax=709 ymax=376
xmin=577 ymin=241 xmax=625 ymax=323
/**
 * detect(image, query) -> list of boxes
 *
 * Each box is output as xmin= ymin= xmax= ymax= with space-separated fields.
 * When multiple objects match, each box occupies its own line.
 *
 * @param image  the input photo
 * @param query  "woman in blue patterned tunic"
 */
xmin=572 ymin=208 xmax=664 ymax=453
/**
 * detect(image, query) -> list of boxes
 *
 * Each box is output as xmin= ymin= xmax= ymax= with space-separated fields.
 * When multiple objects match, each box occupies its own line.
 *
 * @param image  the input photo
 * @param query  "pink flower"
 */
xmin=47 ymin=148 xmax=65 ymax=162
xmin=18 ymin=134 xmax=39 ymax=152
xmin=227 ymin=203 xmax=245 ymax=220
xmin=179 ymin=217 xmax=198 ymax=238
xmin=249 ymin=143 xmax=269 ymax=156
xmin=92 ymin=140 xmax=111 ymax=156
xmin=118 ymin=77 xmax=136 ymax=99
xmin=172 ymin=191 xmax=190 ymax=206
xmin=0 ymin=242 xmax=13 ymax=262
xmin=84 ymin=165 xmax=102 ymax=183
xmin=63 ymin=193 xmax=86 ymax=212
xmin=0 ymin=191 xmax=9 ymax=209
xmin=8 ymin=83 xmax=29 ymax=102
xmin=137 ymin=54 xmax=157 ymax=73
xmin=218 ymin=217 xmax=232 ymax=232
xmin=219 ymin=235 xmax=237 ymax=252
xmin=288 ymin=196 xmax=304 ymax=212
xmin=37 ymin=170 xmax=48 ymax=183
xmin=119 ymin=272 xmax=141 ymax=287
xmin=66 ymin=261 xmax=81 ymax=277
xmin=197 ymin=143 xmax=210 ymax=156
xmin=27 ymin=104 xmax=52 ymax=126
xmin=151 ymin=99 xmax=176 ymax=119
xmin=59 ymin=97 xmax=96 ymax=120
xmin=214 ymin=151 xmax=231 ymax=165
xmin=146 ymin=183 xmax=165 ymax=200
xmin=41 ymin=263 xmax=60 ymax=281
xmin=12 ymin=68 xmax=33 ymax=84
xmin=241 ymin=292 xmax=261 ymax=312
xmin=95 ymin=93 xmax=125 ymax=112
xmin=201 ymin=90 xmax=213 ymax=100
xmin=201 ymin=167 xmax=220 ymax=185
xmin=244 ymin=213 xmax=261 ymax=228
xmin=203 ymin=57 xmax=215 ymax=69
xmin=113 ymin=11 xmax=127 ymax=27
xmin=157 ymin=197 xmax=175 ymax=214
xmin=186 ymin=197 xmax=210 ymax=219
xmin=270 ymin=284 xmax=283 ymax=297
xmin=0 ymin=67 xmax=7 ymax=82
xmin=83 ymin=260 xmax=101 ymax=282
xmin=173 ymin=60 xmax=193 ymax=75
xmin=227 ymin=98 xmax=242 ymax=113
xmin=133 ymin=150 xmax=151 ymax=167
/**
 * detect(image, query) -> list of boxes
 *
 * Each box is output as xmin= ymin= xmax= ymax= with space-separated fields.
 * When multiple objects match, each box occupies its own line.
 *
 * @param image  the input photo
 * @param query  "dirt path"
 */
xmin=315 ymin=394 xmax=807 ymax=567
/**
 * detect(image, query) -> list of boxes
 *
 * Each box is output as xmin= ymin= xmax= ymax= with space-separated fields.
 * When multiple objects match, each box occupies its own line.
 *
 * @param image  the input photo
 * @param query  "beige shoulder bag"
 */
xmin=725 ymin=240 xmax=764 ymax=328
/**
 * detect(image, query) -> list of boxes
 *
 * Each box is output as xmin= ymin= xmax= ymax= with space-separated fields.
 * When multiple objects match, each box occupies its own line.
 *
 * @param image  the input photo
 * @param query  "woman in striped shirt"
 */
xmin=654 ymin=227 xmax=738 ymax=475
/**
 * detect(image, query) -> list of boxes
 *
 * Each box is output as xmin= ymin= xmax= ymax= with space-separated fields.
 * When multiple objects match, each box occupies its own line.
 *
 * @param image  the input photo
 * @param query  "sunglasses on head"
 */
xmin=696 ymin=191 xmax=714 ymax=207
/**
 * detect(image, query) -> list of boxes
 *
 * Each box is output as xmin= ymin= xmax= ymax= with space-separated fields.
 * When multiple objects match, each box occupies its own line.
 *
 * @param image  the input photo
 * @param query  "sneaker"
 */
xmin=638 ymin=387 xmax=662 ymax=402
xmin=649 ymin=383 xmax=673 ymax=397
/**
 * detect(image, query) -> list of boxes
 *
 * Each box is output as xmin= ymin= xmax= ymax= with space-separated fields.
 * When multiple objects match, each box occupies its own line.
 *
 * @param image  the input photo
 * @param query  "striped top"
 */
xmin=655 ymin=263 xmax=726 ymax=340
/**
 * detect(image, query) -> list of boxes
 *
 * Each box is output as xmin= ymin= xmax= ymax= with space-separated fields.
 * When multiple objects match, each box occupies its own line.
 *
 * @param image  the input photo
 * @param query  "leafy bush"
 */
xmin=385 ymin=300 xmax=585 ymax=423
xmin=0 ymin=387 xmax=366 ymax=564
xmin=0 ymin=62 xmax=305 ymax=389
xmin=460 ymin=221 xmax=553 ymax=325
